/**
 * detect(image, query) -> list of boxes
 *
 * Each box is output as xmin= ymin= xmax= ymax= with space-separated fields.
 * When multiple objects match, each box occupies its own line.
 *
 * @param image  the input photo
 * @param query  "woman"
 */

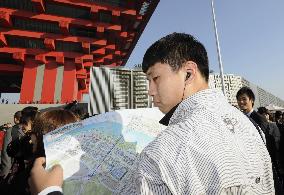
xmin=6 ymin=109 xmax=78 ymax=195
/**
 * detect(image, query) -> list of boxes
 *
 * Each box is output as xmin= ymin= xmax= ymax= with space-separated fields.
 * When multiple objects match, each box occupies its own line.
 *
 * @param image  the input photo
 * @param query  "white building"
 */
xmin=209 ymin=74 xmax=284 ymax=108
xmin=89 ymin=67 xmax=284 ymax=114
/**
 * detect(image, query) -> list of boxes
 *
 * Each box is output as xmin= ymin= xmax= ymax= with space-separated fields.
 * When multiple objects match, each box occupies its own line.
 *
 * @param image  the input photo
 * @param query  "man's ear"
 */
xmin=183 ymin=61 xmax=197 ymax=83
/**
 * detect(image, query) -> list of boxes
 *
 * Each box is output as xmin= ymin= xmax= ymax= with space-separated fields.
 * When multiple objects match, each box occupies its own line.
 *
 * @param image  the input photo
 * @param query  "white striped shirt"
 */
xmin=117 ymin=89 xmax=275 ymax=195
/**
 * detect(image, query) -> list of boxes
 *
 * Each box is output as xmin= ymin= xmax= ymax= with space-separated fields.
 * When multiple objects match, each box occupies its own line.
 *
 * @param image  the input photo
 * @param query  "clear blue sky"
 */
xmin=126 ymin=0 xmax=284 ymax=100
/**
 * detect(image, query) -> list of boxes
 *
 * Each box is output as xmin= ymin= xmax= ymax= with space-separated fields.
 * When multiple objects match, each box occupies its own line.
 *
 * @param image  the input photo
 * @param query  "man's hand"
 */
xmin=29 ymin=157 xmax=63 ymax=195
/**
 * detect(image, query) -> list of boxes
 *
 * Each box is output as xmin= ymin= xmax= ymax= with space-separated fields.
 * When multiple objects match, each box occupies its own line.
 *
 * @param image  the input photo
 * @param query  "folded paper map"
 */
xmin=44 ymin=108 xmax=165 ymax=195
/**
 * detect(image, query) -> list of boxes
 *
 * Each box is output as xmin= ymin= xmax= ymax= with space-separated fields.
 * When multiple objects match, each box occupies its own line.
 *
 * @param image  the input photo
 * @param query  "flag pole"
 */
xmin=211 ymin=0 xmax=226 ymax=95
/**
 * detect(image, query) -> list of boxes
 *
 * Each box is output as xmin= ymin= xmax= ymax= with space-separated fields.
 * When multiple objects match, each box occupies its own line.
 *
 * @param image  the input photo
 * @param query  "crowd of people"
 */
xmin=236 ymin=86 xmax=284 ymax=193
xmin=0 ymin=33 xmax=283 ymax=194
xmin=0 ymin=102 xmax=87 ymax=195
xmin=0 ymin=98 xmax=10 ymax=104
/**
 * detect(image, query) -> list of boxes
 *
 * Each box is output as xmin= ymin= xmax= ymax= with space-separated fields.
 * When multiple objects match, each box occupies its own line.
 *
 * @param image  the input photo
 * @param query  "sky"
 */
xmin=1 ymin=1 xmax=283 ymax=103
xmin=125 ymin=0 xmax=284 ymax=100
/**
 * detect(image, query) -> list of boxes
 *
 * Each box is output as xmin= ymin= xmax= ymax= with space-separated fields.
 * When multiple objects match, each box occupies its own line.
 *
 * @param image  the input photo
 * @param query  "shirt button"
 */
xmin=255 ymin=177 xmax=260 ymax=184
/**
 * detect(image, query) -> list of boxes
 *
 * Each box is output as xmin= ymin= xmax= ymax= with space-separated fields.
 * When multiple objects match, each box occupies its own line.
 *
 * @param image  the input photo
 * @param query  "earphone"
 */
xmin=185 ymin=72 xmax=191 ymax=81
xmin=181 ymin=72 xmax=191 ymax=101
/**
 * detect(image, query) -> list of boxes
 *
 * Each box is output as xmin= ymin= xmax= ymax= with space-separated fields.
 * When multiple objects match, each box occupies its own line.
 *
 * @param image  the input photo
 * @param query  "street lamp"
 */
xmin=211 ymin=0 xmax=226 ymax=95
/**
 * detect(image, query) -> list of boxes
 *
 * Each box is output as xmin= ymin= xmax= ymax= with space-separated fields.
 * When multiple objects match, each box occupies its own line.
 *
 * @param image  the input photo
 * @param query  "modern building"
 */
xmin=209 ymin=74 xmax=284 ymax=108
xmin=89 ymin=67 xmax=150 ymax=115
xmin=0 ymin=0 xmax=159 ymax=104
xmin=88 ymin=68 xmax=284 ymax=114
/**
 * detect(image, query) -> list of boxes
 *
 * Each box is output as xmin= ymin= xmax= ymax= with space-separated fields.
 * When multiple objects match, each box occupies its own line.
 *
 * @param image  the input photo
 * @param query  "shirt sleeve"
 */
xmin=135 ymin=152 xmax=172 ymax=195
xmin=38 ymin=186 xmax=63 ymax=195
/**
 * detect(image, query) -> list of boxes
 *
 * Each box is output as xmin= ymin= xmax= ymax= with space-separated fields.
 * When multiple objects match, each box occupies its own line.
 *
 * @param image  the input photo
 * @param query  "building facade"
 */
xmin=89 ymin=69 xmax=284 ymax=114
xmin=209 ymin=74 xmax=284 ymax=108
xmin=89 ymin=67 xmax=150 ymax=115
xmin=0 ymin=0 xmax=159 ymax=104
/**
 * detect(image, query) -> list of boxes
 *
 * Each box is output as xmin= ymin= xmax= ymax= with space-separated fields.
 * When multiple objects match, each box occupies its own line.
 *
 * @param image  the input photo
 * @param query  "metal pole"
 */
xmin=211 ymin=0 xmax=226 ymax=95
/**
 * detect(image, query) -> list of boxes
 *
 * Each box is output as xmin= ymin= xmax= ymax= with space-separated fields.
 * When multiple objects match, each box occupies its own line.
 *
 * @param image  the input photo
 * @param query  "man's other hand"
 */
xmin=28 ymin=157 xmax=63 ymax=195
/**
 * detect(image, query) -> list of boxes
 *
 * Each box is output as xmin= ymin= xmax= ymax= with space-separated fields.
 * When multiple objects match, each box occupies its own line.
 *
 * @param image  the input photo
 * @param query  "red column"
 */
xmin=61 ymin=61 xmax=78 ymax=103
xmin=19 ymin=59 xmax=38 ymax=103
xmin=74 ymin=78 xmax=78 ymax=100
xmin=77 ymin=89 xmax=83 ymax=101
xmin=41 ymin=61 xmax=57 ymax=103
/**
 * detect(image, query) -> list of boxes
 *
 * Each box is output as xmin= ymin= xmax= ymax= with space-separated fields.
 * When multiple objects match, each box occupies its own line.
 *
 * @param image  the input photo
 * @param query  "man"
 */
xmin=29 ymin=33 xmax=274 ymax=194
xmin=236 ymin=88 xmax=284 ymax=193
xmin=236 ymin=87 xmax=269 ymax=132
xmin=236 ymin=87 xmax=277 ymax=159
xmin=275 ymin=111 xmax=284 ymax=168
xmin=258 ymin=107 xmax=280 ymax=149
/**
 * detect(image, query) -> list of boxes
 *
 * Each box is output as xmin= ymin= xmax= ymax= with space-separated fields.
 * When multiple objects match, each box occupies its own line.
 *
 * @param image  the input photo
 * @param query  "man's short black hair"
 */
xmin=236 ymin=87 xmax=255 ymax=106
xmin=258 ymin=107 xmax=268 ymax=115
xmin=275 ymin=111 xmax=282 ymax=120
xmin=142 ymin=32 xmax=209 ymax=82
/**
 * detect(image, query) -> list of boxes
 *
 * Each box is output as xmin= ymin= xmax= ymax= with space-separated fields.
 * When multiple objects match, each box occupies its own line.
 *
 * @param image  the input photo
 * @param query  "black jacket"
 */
xmin=250 ymin=111 xmax=269 ymax=133
xmin=0 ymin=125 xmax=23 ymax=178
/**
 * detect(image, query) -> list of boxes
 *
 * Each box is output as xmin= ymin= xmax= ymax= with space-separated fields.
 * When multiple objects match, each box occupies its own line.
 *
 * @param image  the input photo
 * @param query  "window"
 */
xmin=12 ymin=17 xmax=61 ymax=34
xmin=6 ymin=36 xmax=45 ymax=49
xmin=45 ymin=3 xmax=90 ymax=20
xmin=88 ymin=0 xmax=126 ymax=7
xmin=99 ymin=11 xmax=112 ymax=23
xmin=55 ymin=41 xmax=83 ymax=53
xmin=0 ymin=0 xmax=36 ymax=12
xmin=0 ymin=53 xmax=18 ymax=64
xmin=90 ymin=44 xmax=100 ymax=52
xmin=69 ymin=26 xmax=96 ymax=38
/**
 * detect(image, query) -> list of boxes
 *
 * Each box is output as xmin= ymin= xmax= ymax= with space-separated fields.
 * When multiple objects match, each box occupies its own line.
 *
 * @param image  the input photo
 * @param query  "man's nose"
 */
xmin=148 ymin=82 xmax=156 ymax=96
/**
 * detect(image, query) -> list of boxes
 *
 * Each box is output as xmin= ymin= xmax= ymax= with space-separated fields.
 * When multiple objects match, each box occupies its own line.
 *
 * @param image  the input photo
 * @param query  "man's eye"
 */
xmin=153 ymin=76 xmax=159 ymax=81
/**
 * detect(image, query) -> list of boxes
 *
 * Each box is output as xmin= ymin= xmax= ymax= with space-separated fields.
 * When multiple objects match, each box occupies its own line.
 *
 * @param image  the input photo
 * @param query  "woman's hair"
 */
xmin=32 ymin=109 xmax=78 ymax=135
xmin=14 ymin=111 xmax=22 ymax=120
xmin=20 ymin=106 xmax=39 ymax=126
xmin=32 ymin=109 xmax=78 ymax=157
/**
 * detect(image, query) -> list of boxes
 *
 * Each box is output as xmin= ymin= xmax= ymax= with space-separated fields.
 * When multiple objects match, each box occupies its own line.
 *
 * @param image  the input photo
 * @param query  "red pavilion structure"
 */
xmin=0 ymin=0 xmax=159 ymax=103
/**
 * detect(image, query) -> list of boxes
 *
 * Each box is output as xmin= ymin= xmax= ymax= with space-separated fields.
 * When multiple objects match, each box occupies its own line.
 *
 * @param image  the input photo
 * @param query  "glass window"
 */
xmin=87 ymin=0 xmax=126 ymax=8
xmin=90 ymin=44 xmax=100 ymax=52
xmin=99 ymin=11 xmax=112 ymax=23
xmin=0 ymin=53 xmax=18 ymax=64
xmin=55 ymin=41 xmax=83 ymax=53
xmin=0 ymin=0 xmax=36 ymax=12
xmin=69 ymin=26 xmax=96 ymax=38
xmin=6 ymin=36 xmax=45 ymax=49
xmin=12 ymin=17 xmax=61 ymax=34
xmin=45 ymin=3 xmax=90 ymax=20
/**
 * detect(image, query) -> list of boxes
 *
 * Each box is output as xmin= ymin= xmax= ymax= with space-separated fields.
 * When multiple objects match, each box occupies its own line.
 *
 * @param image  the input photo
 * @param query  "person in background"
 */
xmin=31 ymin=109 xmax=79 ymax=159
xmin=275 ymin=111 xmax=283 ymax=136
xmin=29 ymin=33 xmax=275 ymax=195
xmin=0 ymin=107 xmax=38 ymax=195
xmin=275 ymin=111 xmax=284 ymax=180
xmin=3 ymin=109 xmax=78 ymax=195
xmin=258 ymin=107 xmax=280 ymax=150
xmin=236 ymin=87 xmax=284 ymax=192
xmin=236 ymin=87 xmax=269 ymax=132
xmin=0 ymin=111 xmax=22 ymax=179
xmin=29 ymin=109 xmax=78 ymax=195
xmin=64 ymin=100 xmax=89 ymax=120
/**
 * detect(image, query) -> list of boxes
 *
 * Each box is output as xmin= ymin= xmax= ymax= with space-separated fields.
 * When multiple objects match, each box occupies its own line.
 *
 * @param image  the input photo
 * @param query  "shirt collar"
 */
xmin=159 ymin=103 xmax=180 ymax=126
xmin=159 ymin=88 xmax=224 ymax=126
xmin=246 ymin=109 xmax=254 ymax=117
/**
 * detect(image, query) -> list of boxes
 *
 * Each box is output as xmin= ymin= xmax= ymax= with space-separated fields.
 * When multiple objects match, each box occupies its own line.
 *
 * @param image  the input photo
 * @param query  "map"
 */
xmin=44 ymin=108 xmax=166 ymax=195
